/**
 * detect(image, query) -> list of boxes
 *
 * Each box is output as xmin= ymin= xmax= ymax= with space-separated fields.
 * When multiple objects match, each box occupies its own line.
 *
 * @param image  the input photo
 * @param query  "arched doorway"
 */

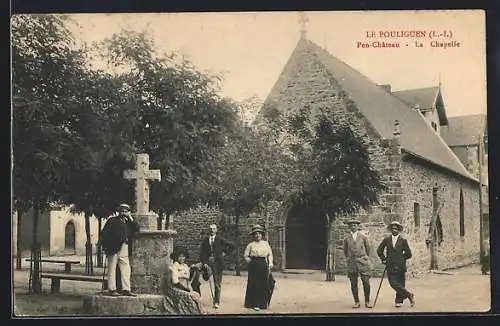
xmin=65 ymin=221 xmax=76 ymax=252
xmin=285 ymin=205 xmax=327 ymax=270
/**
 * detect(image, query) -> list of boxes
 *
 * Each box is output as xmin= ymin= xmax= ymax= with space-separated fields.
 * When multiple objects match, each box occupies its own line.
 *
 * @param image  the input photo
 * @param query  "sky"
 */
xmin=65 ymin=10 xmax=486 ymax=119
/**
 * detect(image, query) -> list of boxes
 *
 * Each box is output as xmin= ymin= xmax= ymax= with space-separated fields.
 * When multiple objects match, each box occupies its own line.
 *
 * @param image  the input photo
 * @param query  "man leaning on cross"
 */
xmin=100 ymin=203 xmax=140 ymax=297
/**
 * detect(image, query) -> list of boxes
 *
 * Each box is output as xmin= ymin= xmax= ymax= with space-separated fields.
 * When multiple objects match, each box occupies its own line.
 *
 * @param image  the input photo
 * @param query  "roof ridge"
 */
xmin=258 ymin=37 xmax=477 ymax=182
xmin=305 ymin=38 xmax=475 ymax=181
xmin=306 ymin=39 xmax=381 ymax=88
xmin=409 ymin=103 xmax=476 ymax=181
xmin=392 ymin=86 xmax=439 ymax=93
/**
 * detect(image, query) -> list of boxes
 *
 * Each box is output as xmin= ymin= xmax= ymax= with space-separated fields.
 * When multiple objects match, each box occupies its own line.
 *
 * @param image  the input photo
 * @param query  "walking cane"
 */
xmin=208 ymin=273 xmax=215 ymax=302
xmin=373 ymin=266 xmax=387 ymax=308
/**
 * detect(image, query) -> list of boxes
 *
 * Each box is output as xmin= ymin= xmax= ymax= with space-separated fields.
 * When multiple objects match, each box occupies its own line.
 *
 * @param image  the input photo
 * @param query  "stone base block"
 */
xmin=131 ymin=230 xmax=177 ymax=294
xmin=82 ymin=293 xmax=174 ymax=315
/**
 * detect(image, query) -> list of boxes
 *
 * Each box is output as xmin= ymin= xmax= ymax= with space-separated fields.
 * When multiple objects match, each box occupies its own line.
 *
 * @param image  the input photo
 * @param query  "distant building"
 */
xmin=440 ymin=114 xmax=488 ymax=187
xmin=12 ymin=205 xmax=100 ymax=258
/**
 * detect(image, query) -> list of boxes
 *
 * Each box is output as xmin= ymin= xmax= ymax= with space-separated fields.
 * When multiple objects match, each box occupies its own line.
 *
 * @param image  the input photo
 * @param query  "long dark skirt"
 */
xmin=244 ymin=257 xmax=273 ymax=309
xmin=163 ymin=284 xmax=204 ymax=315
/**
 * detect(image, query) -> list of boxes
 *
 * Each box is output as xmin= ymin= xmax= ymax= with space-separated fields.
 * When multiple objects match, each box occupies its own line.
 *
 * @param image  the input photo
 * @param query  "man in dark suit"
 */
xmin=377 ymin=221 xmax=415 ymax=308
xmin=199 ymin=224 xmax=235 ymax=309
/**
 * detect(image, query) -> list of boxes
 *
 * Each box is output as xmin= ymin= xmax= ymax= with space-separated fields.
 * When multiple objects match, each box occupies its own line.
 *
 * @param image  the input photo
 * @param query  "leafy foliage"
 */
xmin=283 ymin=106 xmax=386 ymax=218
xmin=93 ymin=30 xmax=239 ymax=218
xmin=204 ymin=122 xmax=298 ymax=219
xmin=12 ymin=14 xmax=90 ymax=213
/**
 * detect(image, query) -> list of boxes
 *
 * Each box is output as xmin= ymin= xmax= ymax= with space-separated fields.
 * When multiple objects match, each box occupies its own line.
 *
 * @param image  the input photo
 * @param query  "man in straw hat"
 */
xmin=199 ymin=224 xmax=235 ymax=309
xmin=343 ymin=218 xmax=374 ymax=308
xmin=376 ymin=221 xmax=415 ymax=308
xmin=100 ymin=203 xmax=140 ymax=297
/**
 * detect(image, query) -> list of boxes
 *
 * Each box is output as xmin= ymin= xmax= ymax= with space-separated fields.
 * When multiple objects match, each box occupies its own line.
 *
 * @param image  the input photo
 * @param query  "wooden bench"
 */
xmin=41 ymin=272 xmax=107 ymax=293
xmin=26 ymin=258 xmax=81 ymax=273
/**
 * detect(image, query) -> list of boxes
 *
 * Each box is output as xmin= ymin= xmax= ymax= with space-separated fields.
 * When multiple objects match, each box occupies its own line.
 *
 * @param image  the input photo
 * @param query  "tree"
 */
xmin=234 ymin=96 xmax=262 ymax=128
xmin=14 ymin=200 xmax=31 ymax=270
xmin=59 ymin=69 xmax=137 ymax=274
xmin=14 ymin=21 xmax=241 ymax=278
xmin=283 ymin=106 xmax=386 ymax=281
xmin=12 ymin=14 xmax=92 ymax=292
xmin=204 ymin=121 xmax=299 ymax=275
xmin=94 ymin=30 xmax=239 ymax=223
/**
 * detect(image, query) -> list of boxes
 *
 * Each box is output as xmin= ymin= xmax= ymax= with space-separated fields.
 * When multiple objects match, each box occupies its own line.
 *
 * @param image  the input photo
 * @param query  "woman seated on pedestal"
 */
xmin=162 ymin=246 xmax=204 ymax=314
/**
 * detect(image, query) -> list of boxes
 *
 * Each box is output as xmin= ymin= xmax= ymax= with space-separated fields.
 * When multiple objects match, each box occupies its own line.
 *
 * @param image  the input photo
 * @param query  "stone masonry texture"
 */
xmin=130 ymin=230 xmax=176 ymax=294
xmin=170 ymin=41 xmax=481 ymax=278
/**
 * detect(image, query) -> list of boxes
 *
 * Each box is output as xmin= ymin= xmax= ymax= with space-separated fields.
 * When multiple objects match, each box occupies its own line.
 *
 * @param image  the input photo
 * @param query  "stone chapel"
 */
xmin=174 ymin=35 xmax=486 ymax=276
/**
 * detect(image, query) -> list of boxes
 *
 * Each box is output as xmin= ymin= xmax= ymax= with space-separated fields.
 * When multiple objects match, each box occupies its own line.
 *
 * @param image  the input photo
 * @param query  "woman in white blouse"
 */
xmin=243 ymin=224 xmax=275 ymax=311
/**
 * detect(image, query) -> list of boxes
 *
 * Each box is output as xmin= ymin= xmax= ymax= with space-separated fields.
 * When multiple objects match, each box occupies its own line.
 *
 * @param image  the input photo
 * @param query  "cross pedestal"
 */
xmin=130 ymin=229 xmax=177 ymax=294
xmin=83 ymin=153 xmax=181 ymax=314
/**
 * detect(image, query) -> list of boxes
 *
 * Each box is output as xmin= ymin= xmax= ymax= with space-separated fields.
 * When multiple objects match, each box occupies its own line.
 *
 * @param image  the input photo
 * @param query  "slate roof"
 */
xmin=258 ymin=38 xmax=476 ymax=182
xmin=392 ymin=87 xmax=449 ymax=126
xmin=392 ymin=87 xmax=438 ymax=110
xmin=440 ymin=114 xmax=487 ymax=147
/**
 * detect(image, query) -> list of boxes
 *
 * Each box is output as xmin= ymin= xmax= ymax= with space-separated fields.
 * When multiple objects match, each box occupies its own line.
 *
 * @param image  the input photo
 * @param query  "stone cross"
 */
xmin=299 ymin=11 xmax=309 ymax=39
xmin=123 ymin=153 xmax=161 ymax=217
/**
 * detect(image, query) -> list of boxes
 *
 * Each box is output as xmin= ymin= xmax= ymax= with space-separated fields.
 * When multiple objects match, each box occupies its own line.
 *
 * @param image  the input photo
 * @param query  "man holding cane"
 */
xmin=199 ymin=224 xmax=235 ymax=309
xmin=376 ymin=221 xmax=415 ymax=308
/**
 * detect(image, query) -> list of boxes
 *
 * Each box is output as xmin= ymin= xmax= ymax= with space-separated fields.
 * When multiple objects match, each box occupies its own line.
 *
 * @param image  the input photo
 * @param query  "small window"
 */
xmin=459 ymin=188 xmax=465 ymax=237
xmin=431 ymin=121 xmax=437 ymax=131
xmin=414 ymin=203 xmax=420 ymax=227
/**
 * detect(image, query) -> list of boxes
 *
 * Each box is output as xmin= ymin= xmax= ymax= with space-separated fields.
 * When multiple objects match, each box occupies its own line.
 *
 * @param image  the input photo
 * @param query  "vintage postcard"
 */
xmin=11 ymin=10 xmax=490 ymax=317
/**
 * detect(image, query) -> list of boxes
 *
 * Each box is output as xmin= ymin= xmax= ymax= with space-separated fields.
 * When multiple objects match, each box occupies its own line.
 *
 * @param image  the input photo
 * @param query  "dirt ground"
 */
xmin=12 ymin=260 xmax=491 ymax=316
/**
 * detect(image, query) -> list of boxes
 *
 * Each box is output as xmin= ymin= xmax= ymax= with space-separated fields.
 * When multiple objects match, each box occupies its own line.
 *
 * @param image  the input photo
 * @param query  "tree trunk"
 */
xmin=157 ymin=214 xmax=163 ymax=230
xmin=325 ymin=213 xmax=335 ymax=281
xmin=30 ymin=202 xmax=42 ymax=293
xmin=16 ymin=207 xmax=23 ymax=270
xmin=85 ymin=212 xmax=93 ymax=275
xmin=96 ymin=217 xmax=103 ymax=268
xmin=235 ymin=215 xmax=241 ymax=276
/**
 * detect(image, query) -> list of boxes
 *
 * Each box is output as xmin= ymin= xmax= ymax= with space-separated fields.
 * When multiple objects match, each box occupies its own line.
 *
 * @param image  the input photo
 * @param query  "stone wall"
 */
xmin=399 ymin=159 xmax=481 ymax=275
xmin=172 ymin=205 xmax=220 ymax=265
xmin=172 ymin=205 xmax=273 ymax=272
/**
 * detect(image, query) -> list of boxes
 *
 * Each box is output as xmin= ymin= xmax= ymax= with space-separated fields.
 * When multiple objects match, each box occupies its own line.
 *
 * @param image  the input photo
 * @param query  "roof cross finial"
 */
xmin=438 ymin=72 xmax=442 ymax=89
xmin=298 ymin=11 xmax=309 ymax=39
